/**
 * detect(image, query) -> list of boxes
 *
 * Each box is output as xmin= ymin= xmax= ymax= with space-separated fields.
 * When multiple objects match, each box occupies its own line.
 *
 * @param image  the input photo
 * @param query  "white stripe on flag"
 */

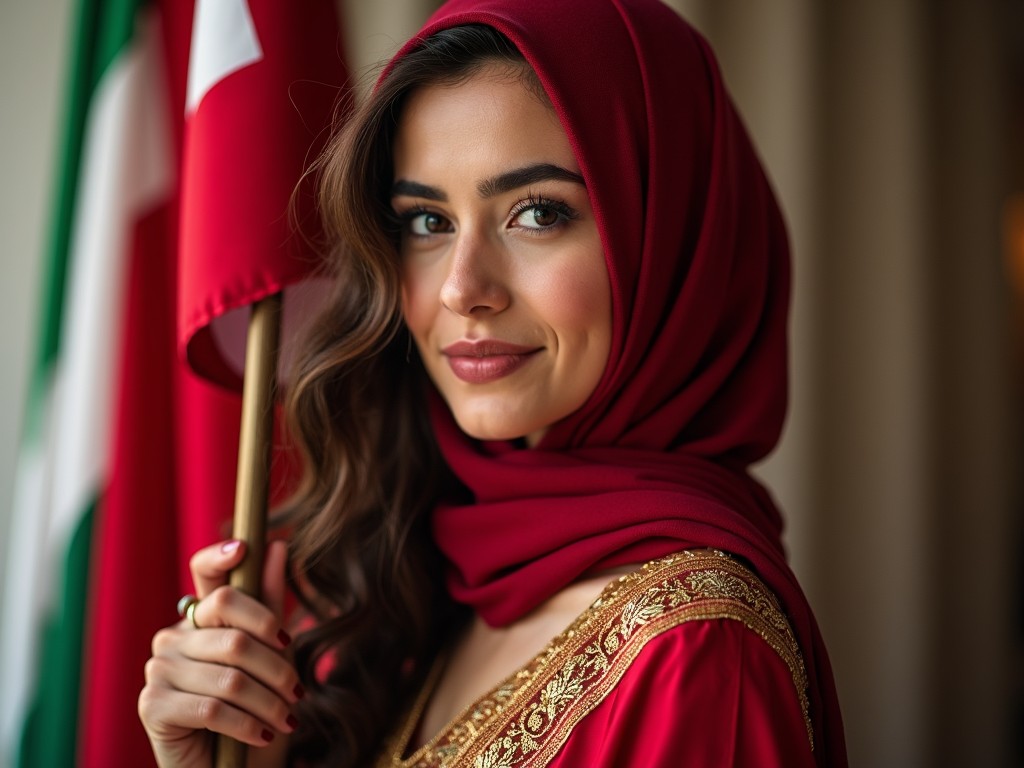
xmin=186 ymin=0 xmax=263 ymax=115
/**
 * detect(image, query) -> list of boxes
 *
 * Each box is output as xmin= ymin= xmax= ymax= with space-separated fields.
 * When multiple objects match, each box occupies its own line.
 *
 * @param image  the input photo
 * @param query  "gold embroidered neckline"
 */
xmin=388 ymin=562 xmax=634 ymax=764
xmin=379 ymin=550 xmax=812 ymax=768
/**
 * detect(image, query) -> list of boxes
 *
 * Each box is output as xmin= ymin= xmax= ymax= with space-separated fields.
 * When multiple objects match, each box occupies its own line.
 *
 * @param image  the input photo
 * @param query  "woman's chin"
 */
xmin=452 ymin=415 xmax=539 ymax=446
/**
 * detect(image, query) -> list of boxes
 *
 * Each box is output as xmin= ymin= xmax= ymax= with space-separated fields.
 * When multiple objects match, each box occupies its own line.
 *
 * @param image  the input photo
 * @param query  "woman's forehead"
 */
xmin=393 ymin=66 xmax=577 ymax=183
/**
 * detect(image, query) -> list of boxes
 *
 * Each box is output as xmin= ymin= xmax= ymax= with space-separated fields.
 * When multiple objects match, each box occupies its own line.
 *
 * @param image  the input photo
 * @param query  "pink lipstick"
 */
xmin=442 ymin=340 xmax=541 ymax=384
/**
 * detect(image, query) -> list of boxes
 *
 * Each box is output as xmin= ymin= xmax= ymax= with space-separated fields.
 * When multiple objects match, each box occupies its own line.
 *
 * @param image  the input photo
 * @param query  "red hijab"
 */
xmin=391 ymin=0 xmax=845 ymax=762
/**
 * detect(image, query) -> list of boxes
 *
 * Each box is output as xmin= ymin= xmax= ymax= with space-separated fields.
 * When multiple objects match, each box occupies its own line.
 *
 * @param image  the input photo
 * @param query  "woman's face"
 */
xmin=393 ymin=63 xmax=611 ymax=446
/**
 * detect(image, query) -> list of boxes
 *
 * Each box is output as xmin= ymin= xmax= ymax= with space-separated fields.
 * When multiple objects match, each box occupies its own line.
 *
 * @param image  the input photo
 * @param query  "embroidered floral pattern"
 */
xmin=378 ymin=551 xmax=812 ymax=768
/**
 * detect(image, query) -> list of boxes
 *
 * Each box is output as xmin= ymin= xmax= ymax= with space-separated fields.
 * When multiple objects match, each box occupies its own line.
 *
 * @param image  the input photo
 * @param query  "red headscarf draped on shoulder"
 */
xmin=390 ymin=0 xmax=845 ymax=762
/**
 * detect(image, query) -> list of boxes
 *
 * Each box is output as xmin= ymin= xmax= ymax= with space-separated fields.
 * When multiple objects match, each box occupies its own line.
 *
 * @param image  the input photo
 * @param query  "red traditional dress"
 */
xmin=378 ymin=552 xmax=814 ymax=767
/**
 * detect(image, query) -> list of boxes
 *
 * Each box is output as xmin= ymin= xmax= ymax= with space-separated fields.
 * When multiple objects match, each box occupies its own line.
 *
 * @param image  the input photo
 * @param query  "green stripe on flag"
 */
xmin=17 ymin=505 xmax=95 ymax=768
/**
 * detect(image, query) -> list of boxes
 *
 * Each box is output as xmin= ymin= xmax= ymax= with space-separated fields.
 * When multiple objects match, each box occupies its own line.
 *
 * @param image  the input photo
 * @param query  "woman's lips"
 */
xmin=442 ymin=340 xmax=542 ymax=384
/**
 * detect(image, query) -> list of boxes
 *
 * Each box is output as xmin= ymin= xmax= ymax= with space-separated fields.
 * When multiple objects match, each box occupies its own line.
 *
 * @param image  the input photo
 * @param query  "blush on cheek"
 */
xmin=531 ymin=262 xmax=610 ymax=333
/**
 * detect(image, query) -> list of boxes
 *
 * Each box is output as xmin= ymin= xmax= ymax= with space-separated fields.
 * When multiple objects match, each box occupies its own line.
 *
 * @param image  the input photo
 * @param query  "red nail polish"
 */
xmin=261 ymin=729 xmax=274 ymax=743
xmin=220 ymin=539 xmax=241 ymax=554
xmin=293 ymin=683 xmax=306 ymax=700
xmin=286 ymin=714 xmax=299 ymax=731
xmin=277 ymin=629 xmax=292 ymax=647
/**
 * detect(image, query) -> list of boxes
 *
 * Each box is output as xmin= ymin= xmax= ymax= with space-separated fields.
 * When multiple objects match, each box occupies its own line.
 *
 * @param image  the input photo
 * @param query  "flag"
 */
xmin=0 ymin=2 xmax=346 ymax=765
xmin=0 ymin=1 xmax=175 ymax=764
xmin=179 ymin=0 xmax=344 ymax=387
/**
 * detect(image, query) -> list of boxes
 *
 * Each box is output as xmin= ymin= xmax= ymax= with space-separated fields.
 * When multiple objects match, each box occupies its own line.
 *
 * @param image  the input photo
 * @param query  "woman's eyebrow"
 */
xmin=391 ymin=180 xmax=446 ymax=200
xmin=477 ymin=163 xmax=585 ymax=197
xmin=391 ymin=163 xmax=585 ymax=202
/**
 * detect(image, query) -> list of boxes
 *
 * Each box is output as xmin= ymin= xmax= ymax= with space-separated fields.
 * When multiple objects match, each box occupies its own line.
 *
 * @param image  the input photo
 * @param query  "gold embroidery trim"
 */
xmin=378 ymin=550 xmax=812 ymax=768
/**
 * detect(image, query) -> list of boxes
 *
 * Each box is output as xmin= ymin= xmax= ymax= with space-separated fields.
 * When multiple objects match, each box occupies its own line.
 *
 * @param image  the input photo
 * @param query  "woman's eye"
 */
xmin=518 ymin=206 xmax=560 ymax=229
xmin=407 ymin=211 xmax=452 ymax=236
xmin=513 ymin=201 xmax=575 ymax=230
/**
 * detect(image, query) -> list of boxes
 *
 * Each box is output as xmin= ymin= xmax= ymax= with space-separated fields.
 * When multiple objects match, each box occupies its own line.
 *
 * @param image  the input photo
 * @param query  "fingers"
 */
xmin=142 ymin=539 xmax=301 ymax=764
xmin=156 ymin=625 xmax=301 ymax=704
xmin=138 ymin=685 xmax=280 ymax=749
xmin=187 ymin=585 xmax=292 ymax=651
xmin=146 ymin=643 xmax=300 ymax=737
xmin=189 ymin=539 xmax=247 ymax=599
xmin=146 ymin=623 xmax=304 ymax=746
xmin=188 ymin=539 xmax=289 ymax=627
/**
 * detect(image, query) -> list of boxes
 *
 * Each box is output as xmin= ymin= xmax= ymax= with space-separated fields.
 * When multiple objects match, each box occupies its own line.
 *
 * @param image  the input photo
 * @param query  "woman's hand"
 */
xmin=138 ymin=539 xmax=302 ymax=768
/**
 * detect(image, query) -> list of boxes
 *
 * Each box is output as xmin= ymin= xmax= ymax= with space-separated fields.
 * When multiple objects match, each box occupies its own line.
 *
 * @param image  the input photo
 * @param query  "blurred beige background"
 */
xmin=2 ymin=1 xmax=1021 ymax=766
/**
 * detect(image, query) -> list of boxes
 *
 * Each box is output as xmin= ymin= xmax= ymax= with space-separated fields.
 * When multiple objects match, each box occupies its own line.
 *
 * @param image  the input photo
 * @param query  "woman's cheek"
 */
xmin=400 ymin=266 xmax=431 ymax=335
xmin=530 ymin=256 xmax=611 ymax=335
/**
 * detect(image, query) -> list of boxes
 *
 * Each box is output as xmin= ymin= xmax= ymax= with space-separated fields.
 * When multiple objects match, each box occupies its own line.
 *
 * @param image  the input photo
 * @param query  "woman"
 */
xmin=139 ymin=1 xmax=847 ymax=766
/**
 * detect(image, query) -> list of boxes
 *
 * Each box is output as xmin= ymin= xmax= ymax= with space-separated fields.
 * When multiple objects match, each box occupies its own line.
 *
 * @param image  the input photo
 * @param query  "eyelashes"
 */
xmin=508 ymin=193 xmax=580 ymax=232
xmin=397 ymin=206 xmax=452 ymax=236
xmin=394 ymin=191 xmax=581 ymax=239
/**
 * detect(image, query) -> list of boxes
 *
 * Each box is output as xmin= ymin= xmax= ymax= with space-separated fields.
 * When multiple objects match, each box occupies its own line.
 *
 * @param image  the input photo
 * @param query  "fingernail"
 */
xmin=261 ymin=729 xmax=275 ymax=743
xmin=221 ymin=540 xmax=241 ymax=554
xmin=277 ymin=629 xmax=292 ymax=647
xmin=293 ymin=683 xmax=306 ymax=700
xmin=286 ymin=714 xmax=299 ymax=731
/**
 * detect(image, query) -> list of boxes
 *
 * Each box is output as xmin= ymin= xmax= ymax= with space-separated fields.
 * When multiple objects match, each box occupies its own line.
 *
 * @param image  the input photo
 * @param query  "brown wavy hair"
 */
xmin=278 ymin=25 xmax=536 ymax=767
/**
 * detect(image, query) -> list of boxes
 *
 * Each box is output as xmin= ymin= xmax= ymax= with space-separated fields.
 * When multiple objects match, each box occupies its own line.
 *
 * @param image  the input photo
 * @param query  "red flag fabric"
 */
xmin=179 ymin=0 xmax=344 ymax=387
xmin=78 ymin=2 xmax=346 ymax=764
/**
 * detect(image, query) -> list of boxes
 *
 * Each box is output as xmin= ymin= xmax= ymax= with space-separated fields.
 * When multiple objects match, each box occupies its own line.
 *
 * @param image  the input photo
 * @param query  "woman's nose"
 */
xmin=439 ymin=232 xmax=511 ymax=316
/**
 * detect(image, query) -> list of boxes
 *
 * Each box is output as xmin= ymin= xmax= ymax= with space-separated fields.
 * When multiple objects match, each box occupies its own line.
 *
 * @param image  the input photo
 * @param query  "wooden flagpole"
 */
xmin=215 ymin=292 xmax=283 ymax=768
